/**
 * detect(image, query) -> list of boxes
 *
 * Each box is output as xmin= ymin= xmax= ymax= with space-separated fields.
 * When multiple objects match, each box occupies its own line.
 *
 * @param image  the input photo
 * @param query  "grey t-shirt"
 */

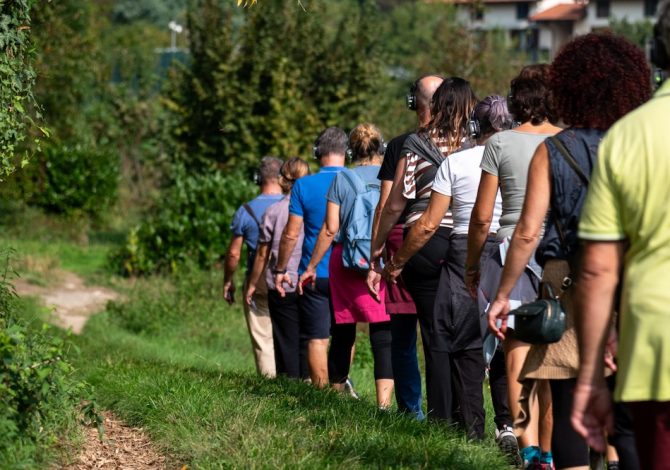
xmin=259 ymin=196 xmax=304 ymax=292
xmin=480 ymin=130 xmax=554 ymax=240
xmin=326 ymin=165 xmax=381 ymax=243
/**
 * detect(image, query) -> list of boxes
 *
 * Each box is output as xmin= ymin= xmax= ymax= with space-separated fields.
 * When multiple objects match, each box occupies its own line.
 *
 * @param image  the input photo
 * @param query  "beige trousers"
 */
xmin=243 ymin=279 xmax=276 ymax=378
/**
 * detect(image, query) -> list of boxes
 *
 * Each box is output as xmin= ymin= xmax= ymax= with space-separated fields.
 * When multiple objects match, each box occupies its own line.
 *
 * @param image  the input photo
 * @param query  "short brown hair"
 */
xmin=508 ymin=64 xmax=556 ymax=125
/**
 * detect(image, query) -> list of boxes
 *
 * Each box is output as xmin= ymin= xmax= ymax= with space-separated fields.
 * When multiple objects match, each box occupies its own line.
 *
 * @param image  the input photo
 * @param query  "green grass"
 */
xmin=1 ymin=221 xmax=510 ymax=468
xmin=69 ymin=267 xmax=510 ymax=469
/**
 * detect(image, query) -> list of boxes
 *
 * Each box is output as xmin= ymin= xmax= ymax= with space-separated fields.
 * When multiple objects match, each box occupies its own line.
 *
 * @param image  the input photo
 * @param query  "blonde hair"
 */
xmin=279 ymin=157 xmax=310 ymax=194
xmin=348 ymin=123 xmax=384 ymax=163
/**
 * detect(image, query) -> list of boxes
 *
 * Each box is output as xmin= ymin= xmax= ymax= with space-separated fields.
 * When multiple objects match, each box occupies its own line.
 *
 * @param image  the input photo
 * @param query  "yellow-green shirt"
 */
xmin=579 ymin=80 xmax=670 ymax=402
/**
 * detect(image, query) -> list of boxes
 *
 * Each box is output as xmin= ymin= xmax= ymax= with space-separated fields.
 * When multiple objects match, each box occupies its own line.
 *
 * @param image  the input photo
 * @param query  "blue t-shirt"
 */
xmin=231 ymin=193 xmax=284 ymax=272
xmin=289 ymin=166 xmax=344 ymax=278
xmin=326 ymin=165 xmax=381 ymax=243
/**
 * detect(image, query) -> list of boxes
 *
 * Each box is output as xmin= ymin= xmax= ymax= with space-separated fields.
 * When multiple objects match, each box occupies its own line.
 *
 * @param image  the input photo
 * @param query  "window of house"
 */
xmin=516 ymin=2 xmax=530 ymax=20
xmin=470 ymin=4 xmax=484 ymax=21
xmin=645 ymin=0 xmax=659 ymax=17
xmin=596 ymin=0 xmax=610 ymax=18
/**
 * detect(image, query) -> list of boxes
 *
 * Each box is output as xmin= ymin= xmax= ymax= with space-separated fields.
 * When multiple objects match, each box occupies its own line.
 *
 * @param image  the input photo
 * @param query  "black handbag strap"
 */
xmin=547 ymin=136 xmax=590 ymax=248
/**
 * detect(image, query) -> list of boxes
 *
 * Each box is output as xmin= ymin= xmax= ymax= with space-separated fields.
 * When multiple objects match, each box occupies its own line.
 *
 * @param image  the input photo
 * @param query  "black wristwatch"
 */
xmin=272 ymin=268 xmax=288 ymax=275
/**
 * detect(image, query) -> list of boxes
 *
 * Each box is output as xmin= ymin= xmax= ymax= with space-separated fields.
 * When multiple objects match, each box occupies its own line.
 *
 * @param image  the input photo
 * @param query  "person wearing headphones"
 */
xmin=572 ymin=5 xmax=669 ymax=468
xmin=367 ymin=74 xmax=443 ymax=420
xmin=223 ymin=156 xmax=284 ymax=378
xmin=274 ymin=128 xmax=347 ymax=388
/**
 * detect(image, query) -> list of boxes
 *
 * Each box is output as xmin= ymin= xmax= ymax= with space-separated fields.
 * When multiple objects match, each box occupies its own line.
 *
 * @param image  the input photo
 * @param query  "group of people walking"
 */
xmin=222 ymin=4 xmax=670 ymax=468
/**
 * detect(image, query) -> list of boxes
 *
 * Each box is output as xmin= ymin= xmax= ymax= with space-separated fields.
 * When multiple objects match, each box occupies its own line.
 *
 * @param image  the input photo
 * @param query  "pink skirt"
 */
xmin=329 ymin=244 xmax=389 ymax=324
xmin=383 ymin=224 xmax=417 ymax=314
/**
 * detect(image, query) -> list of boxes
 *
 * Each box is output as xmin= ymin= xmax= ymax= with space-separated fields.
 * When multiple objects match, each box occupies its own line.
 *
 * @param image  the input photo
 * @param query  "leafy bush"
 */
xmin=112 ymin=170 xmax=256 ymax=275
xmin=0 ymin=252 xmax=83 ymax=467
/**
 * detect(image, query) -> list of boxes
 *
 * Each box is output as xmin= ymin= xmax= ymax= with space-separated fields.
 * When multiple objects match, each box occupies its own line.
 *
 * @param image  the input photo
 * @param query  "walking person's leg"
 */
xmin=243 ymin=281 xmax=276 ymax=377
xmin=390 ymin=313 xmax=423 ymax=418
xmin=369 ymin=321 xmax=394 ymax=408
xmin=299 ymin=278 xmax=332 ymax=387
xmin=328 ymin=322 xmax=357 ymax=389
xmin=268 ymin=290 xmax=300 ymax=378
xmin=452 ymin=348 xmax=486 ymax=439
xmin=549 ymin=378 xmax=589 ymax=469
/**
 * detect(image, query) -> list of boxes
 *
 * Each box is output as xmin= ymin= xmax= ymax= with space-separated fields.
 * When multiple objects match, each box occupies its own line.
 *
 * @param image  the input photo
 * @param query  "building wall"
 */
xmin=586 ymin=0 xmax=650 ymax=29
xmin=455 ymin=2 xmax=535 ymax=29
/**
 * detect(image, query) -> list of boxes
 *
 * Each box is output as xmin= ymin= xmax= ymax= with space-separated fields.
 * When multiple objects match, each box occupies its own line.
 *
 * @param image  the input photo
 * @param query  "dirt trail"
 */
xmin=14 ymin=270 xmax=118 ymax=334
xmin=15 ymin=272 xmax=170 ymax=469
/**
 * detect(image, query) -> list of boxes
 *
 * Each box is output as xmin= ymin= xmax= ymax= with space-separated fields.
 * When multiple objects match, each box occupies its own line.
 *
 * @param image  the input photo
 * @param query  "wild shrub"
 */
xmin=111 ymin=170 xmax=256 ymax=275
xmin=0 ymin=252 xmax=84 ymax=467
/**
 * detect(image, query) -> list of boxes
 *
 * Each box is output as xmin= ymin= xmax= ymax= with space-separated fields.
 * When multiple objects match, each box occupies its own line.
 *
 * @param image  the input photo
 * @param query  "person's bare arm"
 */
xmin=383 ymin=191 xmax=451 ymax=282
xmin=245 ymin=242 xmax=270 ymax=305
xmin=464 ymin=171 xmax=499 ymax=296
xmin=571 ymin=240 xmax=623 ymax=451
xmin=373 ymin=156 xmax=408 ymax=263
xmin=487 ymin=143 xmax=551 ymax=339
xmin=274 ymin=214 xmax=303 ymax=296
xmin=299 ymin=201 xmax=340 ymax=293
xmin=371 ymin=179 xmax=392 ymax=251
xmin=223 ymin=235 xmax=244 ymax=304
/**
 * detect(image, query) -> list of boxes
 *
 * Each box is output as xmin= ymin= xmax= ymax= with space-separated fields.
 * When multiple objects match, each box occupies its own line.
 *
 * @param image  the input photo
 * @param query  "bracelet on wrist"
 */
xmin=272 ymin=268 xmax=288 ymax=275
xmin=387 ymin=257 xmax=404 ymax=271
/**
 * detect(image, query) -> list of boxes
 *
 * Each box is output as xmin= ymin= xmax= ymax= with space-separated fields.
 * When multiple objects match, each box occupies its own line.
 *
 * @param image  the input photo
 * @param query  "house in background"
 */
xmin=432 ymin=0 xmax=658 ymax=58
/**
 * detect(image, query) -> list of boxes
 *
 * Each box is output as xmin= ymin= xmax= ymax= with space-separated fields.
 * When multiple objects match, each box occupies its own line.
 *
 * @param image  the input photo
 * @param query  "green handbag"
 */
xmin=510 ymin=284 xmax=566 ymax=345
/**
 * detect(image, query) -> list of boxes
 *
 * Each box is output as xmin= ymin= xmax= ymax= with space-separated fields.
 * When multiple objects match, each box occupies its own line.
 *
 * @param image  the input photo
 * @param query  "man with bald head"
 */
xmin=368 ymin=74 xmax=443 ymax=420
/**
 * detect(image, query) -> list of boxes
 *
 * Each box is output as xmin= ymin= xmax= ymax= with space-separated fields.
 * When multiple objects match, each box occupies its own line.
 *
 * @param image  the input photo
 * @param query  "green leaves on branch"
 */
xmin=0 ymin=0 xmax=44 ymax=177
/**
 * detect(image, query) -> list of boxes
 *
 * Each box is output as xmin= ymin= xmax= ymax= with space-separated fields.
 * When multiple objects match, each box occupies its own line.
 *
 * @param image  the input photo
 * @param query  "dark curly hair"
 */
xmin=508 ymin=64 xmax=556 ymax=125
xmin=550 ymin=33 xmax=651 ymax=130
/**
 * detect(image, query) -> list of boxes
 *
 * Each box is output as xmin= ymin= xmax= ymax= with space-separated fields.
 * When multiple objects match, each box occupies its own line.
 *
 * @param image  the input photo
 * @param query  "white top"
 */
xmin=432 ymin=145 xmax=502 ymax=235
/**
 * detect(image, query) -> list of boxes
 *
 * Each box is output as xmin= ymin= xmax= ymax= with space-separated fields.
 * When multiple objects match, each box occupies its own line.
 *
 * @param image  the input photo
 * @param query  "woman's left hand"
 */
xmin=381 ymin=263 xmax=402 ymax=284
xmin=488 ymin=297 xmax=511 ymax=340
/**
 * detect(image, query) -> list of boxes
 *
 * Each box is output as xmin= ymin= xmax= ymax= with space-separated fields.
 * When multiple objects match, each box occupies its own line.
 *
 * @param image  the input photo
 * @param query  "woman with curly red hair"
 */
xmin=486 ymin=33 xmax=651 ymax=469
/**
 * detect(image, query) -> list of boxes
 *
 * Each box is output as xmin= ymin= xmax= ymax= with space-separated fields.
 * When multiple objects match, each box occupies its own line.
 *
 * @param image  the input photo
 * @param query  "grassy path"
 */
xmin=3 ymin=235 xmax=511 ymax=468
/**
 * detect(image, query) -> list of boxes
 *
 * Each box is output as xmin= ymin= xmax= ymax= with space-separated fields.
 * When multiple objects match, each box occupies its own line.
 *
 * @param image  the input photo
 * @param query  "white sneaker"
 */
xmin=496 ymin=425 xmax=521 ymax=466
xmin=344 ymin=377 xmax=359 ymax=399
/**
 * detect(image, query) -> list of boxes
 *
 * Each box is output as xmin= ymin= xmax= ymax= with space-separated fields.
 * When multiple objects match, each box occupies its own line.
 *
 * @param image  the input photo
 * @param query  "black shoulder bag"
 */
xmin=511 ymin=136 xmax=589 ymax=345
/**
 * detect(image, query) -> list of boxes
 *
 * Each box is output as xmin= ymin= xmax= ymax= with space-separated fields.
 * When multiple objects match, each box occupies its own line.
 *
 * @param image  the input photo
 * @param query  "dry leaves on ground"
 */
xmin=65 ymin=411 xmax=166 ymax=470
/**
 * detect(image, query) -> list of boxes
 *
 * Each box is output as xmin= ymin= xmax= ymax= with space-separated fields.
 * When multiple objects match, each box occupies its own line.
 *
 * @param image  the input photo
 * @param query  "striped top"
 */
xmin=402 ymin=135 xmax=455 ymax=228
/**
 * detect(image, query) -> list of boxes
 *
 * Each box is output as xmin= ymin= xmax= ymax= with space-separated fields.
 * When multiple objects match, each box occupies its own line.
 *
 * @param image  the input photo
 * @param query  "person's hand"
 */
xmin=366 ymin=266 xmax=383 ymax=303
xmin=381 ymin=259 xmax=403 ymax=285
xmin=223 ymin=281 xmax=236 ymax=305
xmin=571 ymin=381 xmax=614 ymax=452
xmin=274 ymin=273 xmax=292 ymax=298
xmin=487 ymin=296 xmax=511 ymax=340
xmin=604 ymin=326 xmax=618 ymax=372
xmin=298 ymin=267 xmax=316 ymax=295
xmin=370 ymin=245 xmax=385 ymax=265
xmin=465 ymin=266 xmax=480 ymax=299
xmin=245 ymin=284 xmax=256 ymax=306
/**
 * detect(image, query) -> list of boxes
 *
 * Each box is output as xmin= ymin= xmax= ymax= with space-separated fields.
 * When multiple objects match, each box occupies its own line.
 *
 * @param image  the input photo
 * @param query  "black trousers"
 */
xmin=328 ymin=321 xmax=393 ymax=384
xmin=402 ymin=227 xmax=452 ymax=421
xmin=550 ymin=379 xmax=590 ymax=468
xmin=268 ymin=290 xmax=308 ymax=379
xmin=607 ymin=374 xmax=640 ymax=470
xmin=489 ymin=346 xmax=512 ymax=429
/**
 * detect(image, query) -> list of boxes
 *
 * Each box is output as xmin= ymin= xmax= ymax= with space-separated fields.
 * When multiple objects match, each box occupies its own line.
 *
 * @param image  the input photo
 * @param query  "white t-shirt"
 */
xmin=432 ymin=145 xmax=502 ymax=235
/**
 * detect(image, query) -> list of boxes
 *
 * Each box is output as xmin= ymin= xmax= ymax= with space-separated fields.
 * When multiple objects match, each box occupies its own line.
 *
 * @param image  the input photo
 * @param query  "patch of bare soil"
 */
xmin=16 ymin=272 xmax=169 ymax=468
xmin=14 ymin=270 xmax=118 ymax=334
xmin=65 ymin=411 xmax=167 ymax=470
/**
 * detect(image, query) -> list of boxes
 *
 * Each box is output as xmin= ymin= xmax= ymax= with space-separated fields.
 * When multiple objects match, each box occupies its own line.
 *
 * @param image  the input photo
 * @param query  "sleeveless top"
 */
xmin=536 ymin=128 xmax=604 ymax=266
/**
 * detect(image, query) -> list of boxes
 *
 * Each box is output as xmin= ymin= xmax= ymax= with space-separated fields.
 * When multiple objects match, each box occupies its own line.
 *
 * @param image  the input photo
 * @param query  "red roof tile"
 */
xmin=530 ymin=3 xmax=587 ymax=21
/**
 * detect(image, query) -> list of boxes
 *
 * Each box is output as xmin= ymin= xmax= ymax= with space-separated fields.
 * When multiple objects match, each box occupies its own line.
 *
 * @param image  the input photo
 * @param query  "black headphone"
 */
xmin=406 ymin=74 xmax=445 ymax=111
xmin=651 ymin=22 xmax=669 ymax=70
xmin=345 ymin=140 xmax=387 ymax=161
xmin=312 ymin=144 xmax=320 ymax=160
xmin=467 ymin=110 xmax=481 ymax=140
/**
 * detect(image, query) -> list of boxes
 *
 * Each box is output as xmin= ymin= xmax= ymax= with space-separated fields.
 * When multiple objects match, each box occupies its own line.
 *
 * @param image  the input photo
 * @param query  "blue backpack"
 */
xmin=339 ymin=169 xmax=381 ymax=271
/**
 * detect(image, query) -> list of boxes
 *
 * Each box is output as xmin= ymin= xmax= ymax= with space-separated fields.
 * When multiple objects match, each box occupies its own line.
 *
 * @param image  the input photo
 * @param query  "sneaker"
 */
xmin=496 ymin=425 xmax=521 ymax=466
xmin=540 ymin=451 xmax=554 ymax=470
xmin=344 ymin=377 xmax=359 ymax=399
xmin=520 ymin=445 xmax=542 ymax=470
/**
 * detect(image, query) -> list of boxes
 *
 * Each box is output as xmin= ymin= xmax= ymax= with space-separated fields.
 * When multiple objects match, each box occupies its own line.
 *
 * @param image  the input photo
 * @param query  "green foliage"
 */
xmin=609 ymin=17 xmax=654 ymax=48
xmin=0 ymin=252 xmax=83 ymax=467
xmin=112 ymin=170 xmax=256 ymax=275
xmin=166 ymin=0 xmax=386 ymax=171
xmin=0 ymin=0 xmax=43 ymax=177
xmin=15 ymin=144 xmax=120 ymax=217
